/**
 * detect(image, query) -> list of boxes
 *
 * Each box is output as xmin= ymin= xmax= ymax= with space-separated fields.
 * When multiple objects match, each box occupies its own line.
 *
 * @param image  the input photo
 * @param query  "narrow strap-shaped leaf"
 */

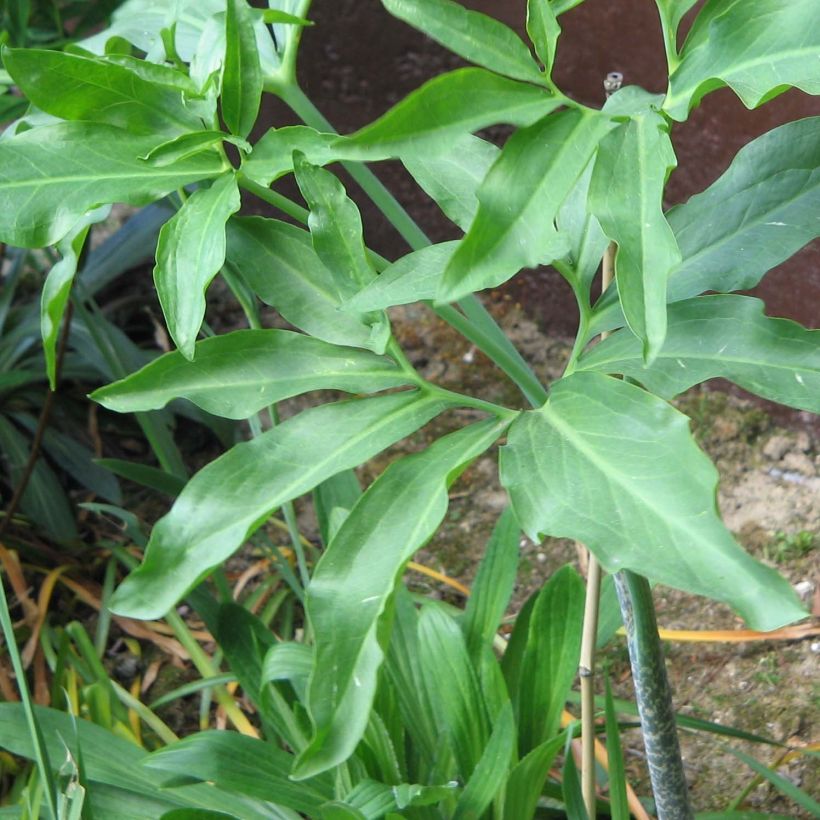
xmin=142 ymin=132 xmax=239 ymax=167
xmin=517 ymin=565 xmax=584 ymax=755
xmin=154 ymin=173 xmax=241 ymax=359
xmin=667 ymin=116 xmax=820 ymax=302
xmin=418 ymin=605 xmax=492 ymax=780
xmin=578 ymin=295 xmax=820 ymax=414
xmin=526 ymin=0 xmax=560 ymax=76
xmin=451 ymin=701 xmax=515 ymax=820
xmin=665 ymin=0 xmax=820 ymax=120
xmin=439 ymin=109 xmax=612 ymax=302
xmin=588 ymin=111 xmax=681 ymax=363
xmin=0 ymin=122 xmax=227 ymax=248
xmin=143 ymin=732 xmax=332 ymax=815
xmin=2 ymin=48 xmax=203 ymax=134
xmin=402 ymin=134 xmax=499 ymax=231
xmin=92 ymin=329 xmax=413 ymax=419
xmin=294 ymin=417 xmax=511 ymax=779
xmin=604 ymin=677 xmax=629 ymax=820
xmin=502 ymin=731 xmax=568 ymax=820
xmin=294 ymin=154 xmax=376 ymax=289
xmin=226 ymin=216 xmax=390 ymax=354
xmin=382 ymin=0 xmax=544 ymax=84
xmin=344 ymin=242 xmax=458 ymax=313
xmin=462 ymin=506 xmax=520 ymax=660
xmin=341 ymin=67 xmax=560 ymax=161
xmin=109 ymin=390 xmax=451 ymax=619
xmin=222 ymin=0 xmax=262 ymax=139
xmin=499 ymin=372 xmax=806 ymax=631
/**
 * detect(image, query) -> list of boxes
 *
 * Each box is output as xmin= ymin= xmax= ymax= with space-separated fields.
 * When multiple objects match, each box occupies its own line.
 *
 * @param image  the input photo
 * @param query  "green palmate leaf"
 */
xmin=382 ymin=0 xmax=544 ymax=84
xmin=92 ymin=329 xmax=413 ymax=420
xmin=41 ymin=206 xmax=109 ymax=388
xmin=588 ymin=110 xmax=680 ymax=363
xmin=517 ymin=566 xmax=584 ymax=755
xmin=667 ymin=117 xmax=820 ymax=302
xmin=154 ymin=173 xmax=241 ymax=359
xmin=526 ymin=0 xmax=560 ymax=75
xmin=226 ymin=216 xmax=390 ymax=354
xmin=578 ymin=295 xmax=820 ymax=414
xmin=344 ymin=242 xmax=459 ymax=313
xmin=242 ymin=126 xmax=340 ymax=186
xmin=502 ymin=731 xmax=568 ymax=820
xmin=109 ymin=391 xmax=449 ymax=619
xmin=402 ymin=134 xmax=499 ymax=231
xmin=462 ymin=506 xmax=519 ymax=660
xmin=2 ymin=48 xmax=203 ymax=135
xmin=418 ymin=605 xmax=491 ymax=780
xmin=451 ymin=700 xmax=515 ymax=820
xmin=222 ymin=0 xmax=262 ymax=139
xmin=665 ymin=0 xmax=820 ymax=120
xmin=0 ymin=122 xmax=227 ymax=248
xmin=294 ymin=417 xmax=510 ymax=779
xmin=439 ymin=109 xmax=612 ymax=302
xmin=294 ymin=154 xmax=376 ymax=289
xmin=339 ymin=68 xmax=561 ymax=160
xmin=499 ymin=372 xmax=806 ymax=631
xmin=143 ymin=732 xmax=332 ymax=816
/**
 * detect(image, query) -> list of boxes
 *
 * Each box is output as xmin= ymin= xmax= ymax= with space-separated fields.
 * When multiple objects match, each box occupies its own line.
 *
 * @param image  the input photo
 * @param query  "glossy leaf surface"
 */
xmin=665 ymin=0 xmax=820 ymax=119
xmin=382 ymin=0 xmax=544 ymax=83
xmin=222 ymin=0 xmax=263 ymax=138
xmin=402 ymin=134 xmax=499 ymax=231
xmin=0 ymin=123 xmax=226 ymax=247
xmin=242 ymin=126 xmax=339 ymax=186
xmin=589 ymin=111 xmax=680 ymax=363
xmin=110 ymin=391 xmax=450 ymax=619
xmin=462 ymin=507 xmax=519 ymax=660
xmin=226 ymin=217 xmax=389 ymax=353
xmin=3 ymin=48 xmax=202 ymax=134
xmin=517 ymin=566 xmax=584 ymax=754
xmin=418 ymin=605 xmax=491 ymax=779
xmin=526 ymin=0 xmax=560 ymax=75
xmin=667 ymin=117 xmax=820 ymax=302
xmin=344 ymin=242 xmax=458 ymax=312
xmin=144 ymin=732 xmax=331 ymax=815
xmin=92 ymin=329 xmax=412 ymax=419
xmin=295 ymin=418 xmax=510 ymax=778
xmin=41 ymin=207 xmax=109 ymax=387
xmin=439 ymin=109 xmax=611 ymax=302
xmin=503 ymin=732 xmax=568 ymax=820
xmin=294 ymin=155 xmax=376 ymax=289
xmin=154 ymin=173 xmax=241 ymax=359
xmin=654 ymin=0 xmax=699 ymax=35
xmin=499 ymin=372 xmax=805 ymax=631
xmin=340 ymin=68 xmax=561 ymax=160
xmin=579 ymin=295 xmax=820 ymax=414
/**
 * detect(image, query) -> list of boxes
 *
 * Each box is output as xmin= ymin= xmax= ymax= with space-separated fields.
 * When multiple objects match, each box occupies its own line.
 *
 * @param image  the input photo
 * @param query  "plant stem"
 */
xmin=614 ymin=571 xmax=693 ymax=819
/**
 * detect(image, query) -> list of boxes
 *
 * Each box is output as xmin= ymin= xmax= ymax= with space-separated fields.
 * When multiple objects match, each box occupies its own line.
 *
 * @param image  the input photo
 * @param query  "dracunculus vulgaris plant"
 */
xmin=0 ymin=0 xmax=817 ymax=816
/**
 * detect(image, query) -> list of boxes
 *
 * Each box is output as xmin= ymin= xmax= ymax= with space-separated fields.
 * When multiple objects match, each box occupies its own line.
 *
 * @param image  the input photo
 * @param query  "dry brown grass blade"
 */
xmin=22 ymin=565 xmax=71 ymax=668
xmin=33 ymin=645 xmax=49 ymax=706
xmin=406 ymin=560 xmax=471 ymax=596
xmin=0 ymin=543 xmax=37 ymax=623
xmin=642 ymin=623 xmax=820 ymax=643
xmin=562 ymin=709 xmax=651 ymax=820
xmin=232 ymin=559 xmax=270 ymax=600
xmin=0 ymin=654 xmax=18 ymax=701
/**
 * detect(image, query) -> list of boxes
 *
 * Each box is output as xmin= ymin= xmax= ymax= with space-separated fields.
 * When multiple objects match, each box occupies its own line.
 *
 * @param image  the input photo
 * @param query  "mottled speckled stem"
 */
xmin=615 ymin=570 xmax=693 ymax=820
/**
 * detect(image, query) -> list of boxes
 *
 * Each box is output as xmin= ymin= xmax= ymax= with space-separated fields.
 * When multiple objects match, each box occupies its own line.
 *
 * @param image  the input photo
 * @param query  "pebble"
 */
xmin=795 ymin=430 xmax=811 ymax=452
xmin=762 ymin=435 xmax=790 ymax=461
xmin=794 ymin=580 xmax=814 ymax=603
xmin=782 ymin=452 xmax=815 ymax=476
